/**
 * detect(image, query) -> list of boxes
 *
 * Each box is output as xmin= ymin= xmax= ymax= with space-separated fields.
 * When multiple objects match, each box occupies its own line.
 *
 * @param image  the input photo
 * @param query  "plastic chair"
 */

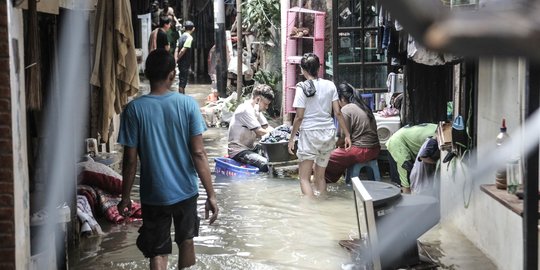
xmin=345 ymin=159 xmax=381 ymax=184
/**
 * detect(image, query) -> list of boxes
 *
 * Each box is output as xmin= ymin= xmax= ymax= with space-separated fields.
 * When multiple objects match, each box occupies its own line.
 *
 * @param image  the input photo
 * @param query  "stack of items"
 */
xmin=76 ymin=158 xmax=143 ymax=234
xmin=260 ymin=125 xmax=298 ymax=163
xmin=289 ymin=27 xmax=310 ymax=38
xmin=260 ymin=125 xmax=293 ymax=143
xmin=437 ymin=121 xmax=453 ymax=151
xmin=200 ymin=92 xmax=237 ymax=127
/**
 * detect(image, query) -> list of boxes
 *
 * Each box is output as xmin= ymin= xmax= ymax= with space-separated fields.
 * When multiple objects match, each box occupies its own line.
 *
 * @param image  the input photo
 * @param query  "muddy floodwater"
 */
xmin=71 ymin=174 xmax=359 ymax=270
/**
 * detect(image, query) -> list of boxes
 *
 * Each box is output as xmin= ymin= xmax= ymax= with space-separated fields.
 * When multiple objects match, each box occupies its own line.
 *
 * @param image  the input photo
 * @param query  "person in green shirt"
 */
xmin=386 ymin=123 xmax=437 ymax=193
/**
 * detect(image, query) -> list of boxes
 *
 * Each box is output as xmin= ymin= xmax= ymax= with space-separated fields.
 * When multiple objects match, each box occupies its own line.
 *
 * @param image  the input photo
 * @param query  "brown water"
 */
xmin=71 ymin=175 xmax=359 ymax=270
xmin=70 ymin=84 xmax=360 ymax=269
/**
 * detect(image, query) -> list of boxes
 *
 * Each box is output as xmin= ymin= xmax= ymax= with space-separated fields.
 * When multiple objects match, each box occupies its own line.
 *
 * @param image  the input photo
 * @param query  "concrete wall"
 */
xmin=9 ymin=4 xmax=30 ymax=270
xmin=0 ymin=1 xmax=30 ymax=269
xmin=440 ymin=57 xmax=527 ymax=270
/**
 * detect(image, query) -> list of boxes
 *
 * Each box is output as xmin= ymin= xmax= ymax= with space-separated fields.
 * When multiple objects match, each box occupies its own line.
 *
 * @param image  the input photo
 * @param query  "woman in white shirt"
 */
xmin=288 ymin=53 xmax=351 ymax=198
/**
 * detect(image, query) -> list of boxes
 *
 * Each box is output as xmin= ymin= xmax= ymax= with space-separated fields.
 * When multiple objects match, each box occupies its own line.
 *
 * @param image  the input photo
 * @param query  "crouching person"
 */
xmin=227 ymin=84 xmax=275 ymax=172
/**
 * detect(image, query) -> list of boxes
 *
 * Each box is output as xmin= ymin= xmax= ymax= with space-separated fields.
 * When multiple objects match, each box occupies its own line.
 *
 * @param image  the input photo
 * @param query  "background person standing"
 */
xmin=149 ymin=16 xmax=171 ymax=52
xmin=166 ymin=7 xmax=181 ymax=57
xmin=175 ymin=20 xmax=195 ymax=94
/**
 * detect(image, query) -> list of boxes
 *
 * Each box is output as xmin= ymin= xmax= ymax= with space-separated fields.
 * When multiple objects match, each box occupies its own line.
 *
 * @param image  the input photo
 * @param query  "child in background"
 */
xmin=206 ymin=89 xmax=219 ymax=104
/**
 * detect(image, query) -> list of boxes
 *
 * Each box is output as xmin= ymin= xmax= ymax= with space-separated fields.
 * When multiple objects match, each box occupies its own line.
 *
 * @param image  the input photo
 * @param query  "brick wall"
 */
xmin=0 ymin=0 xmax=15 ymax=269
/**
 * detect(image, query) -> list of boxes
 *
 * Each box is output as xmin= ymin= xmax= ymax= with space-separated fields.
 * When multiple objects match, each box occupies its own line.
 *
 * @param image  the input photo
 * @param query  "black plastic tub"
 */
xmin=260 ymin=141 xmax=298 ymax=162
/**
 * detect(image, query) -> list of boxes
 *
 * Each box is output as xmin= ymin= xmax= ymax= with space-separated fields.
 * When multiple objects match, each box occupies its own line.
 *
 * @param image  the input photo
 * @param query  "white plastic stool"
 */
xmin=345 ymin=159 xmax=381 ymax=184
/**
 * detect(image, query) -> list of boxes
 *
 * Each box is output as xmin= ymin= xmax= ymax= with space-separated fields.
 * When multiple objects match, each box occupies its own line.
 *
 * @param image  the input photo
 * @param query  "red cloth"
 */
xmin=95 ymin=187 xmax=142 ymax=223
xmin=105 ymin=203 xmax=142 ymax=223
xmin=78 ymin=170 xmax=123 ymax=195
xmin=324 ymin=146 xmax=381 ymax=183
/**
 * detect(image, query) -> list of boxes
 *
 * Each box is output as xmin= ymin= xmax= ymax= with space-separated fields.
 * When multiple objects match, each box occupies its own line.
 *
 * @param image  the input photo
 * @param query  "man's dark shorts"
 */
xmin=178 ymin=66 xmax=190 ymax=89
xmin=136 ymin=194 xmax=200 ymax=258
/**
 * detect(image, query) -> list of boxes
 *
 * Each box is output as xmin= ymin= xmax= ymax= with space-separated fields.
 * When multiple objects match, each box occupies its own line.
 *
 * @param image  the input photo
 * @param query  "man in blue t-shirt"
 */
xmin=117 ymin=49 xmax=219 ymax=270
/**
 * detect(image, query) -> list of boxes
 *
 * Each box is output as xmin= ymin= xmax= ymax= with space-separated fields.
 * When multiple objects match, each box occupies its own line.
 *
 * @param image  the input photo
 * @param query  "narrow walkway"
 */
xmin=420 ymin=223 xmax=496 ymax=269
xmin=72 ymin=82 xmax=498 ymax=270
xmin=186 ymin=84 xmax=497 ymax=269
xmin=185 ymin=83 xmax=497 ymax=270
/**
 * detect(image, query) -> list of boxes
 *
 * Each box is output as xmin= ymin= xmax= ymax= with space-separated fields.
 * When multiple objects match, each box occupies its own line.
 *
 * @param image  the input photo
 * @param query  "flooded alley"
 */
xmin=2 ymin=1 xmax=538 ymax=270
xmin=70 ymin=84 xmax=359 ymax=270
xmin=69 ymin=84 xmax=497 ymax=270
xmin=71 ymin=175 xmax=359 ymax=270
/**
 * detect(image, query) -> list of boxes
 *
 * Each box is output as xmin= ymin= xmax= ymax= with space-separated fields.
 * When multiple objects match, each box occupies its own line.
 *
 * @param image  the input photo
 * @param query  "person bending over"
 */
xmin=386 ymin=123 xmax=437 ymax=193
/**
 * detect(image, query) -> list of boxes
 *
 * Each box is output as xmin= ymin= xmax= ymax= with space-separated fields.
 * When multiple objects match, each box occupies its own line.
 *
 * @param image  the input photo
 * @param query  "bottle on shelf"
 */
xmin=495 ymin=118 xmax=509 ymax=190
xmin=495 ymin=119 xmax=509 ymax=147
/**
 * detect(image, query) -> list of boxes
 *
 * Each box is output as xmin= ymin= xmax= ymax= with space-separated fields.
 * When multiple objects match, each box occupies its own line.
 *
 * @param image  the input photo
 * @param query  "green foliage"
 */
xmin=253 ymin=70 xmax=282 ymax=117
xmin=242 ymin=0 xmax=280 ymax=43
xmin=227 ymin=94 xmax=251 ymax=113
xmin=253 ymin=70 xmax=282 ymax=90
xmin=225 ymin=97 xmax=239 ymax=112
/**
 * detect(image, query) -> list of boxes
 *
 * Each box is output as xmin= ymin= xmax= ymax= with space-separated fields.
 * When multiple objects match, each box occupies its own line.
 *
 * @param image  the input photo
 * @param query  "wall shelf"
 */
xmin=283 ymin=7 xmax=326 ymax=114
xmin=480 ymin=184 xmax=540 ymax=218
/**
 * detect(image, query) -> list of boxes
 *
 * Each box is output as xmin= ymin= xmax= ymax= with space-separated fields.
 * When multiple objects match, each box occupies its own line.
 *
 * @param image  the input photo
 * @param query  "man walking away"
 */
xmin=117 ymin=49 xmax=219 ymax=270
xmin=175 ymin=20 xmax=195 ymax=94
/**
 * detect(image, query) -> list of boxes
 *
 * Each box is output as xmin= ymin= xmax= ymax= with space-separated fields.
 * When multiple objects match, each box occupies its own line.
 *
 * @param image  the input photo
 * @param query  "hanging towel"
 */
xmin=90 ymin=0 xmax=140 ymax=143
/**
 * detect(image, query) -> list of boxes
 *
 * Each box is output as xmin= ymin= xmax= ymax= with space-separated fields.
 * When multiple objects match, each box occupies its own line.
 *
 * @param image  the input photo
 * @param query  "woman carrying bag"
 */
xmin=288 ymin=53 xmax=351 ymax=198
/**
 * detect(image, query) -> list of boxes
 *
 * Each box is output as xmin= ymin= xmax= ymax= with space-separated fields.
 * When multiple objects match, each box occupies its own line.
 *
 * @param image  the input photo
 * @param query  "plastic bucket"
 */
xmin=214 ymin=157 xmax=259 ymax=177
xmin=260 ymin=141 xmax=298 ymax=163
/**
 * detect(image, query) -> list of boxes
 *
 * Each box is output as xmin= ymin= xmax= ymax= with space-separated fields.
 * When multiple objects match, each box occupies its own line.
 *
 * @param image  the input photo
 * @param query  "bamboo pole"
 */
xmin=236 ymin=0 xmax=243 ymax=101
xmin=26 ymin=0 xmax=42 ymax=110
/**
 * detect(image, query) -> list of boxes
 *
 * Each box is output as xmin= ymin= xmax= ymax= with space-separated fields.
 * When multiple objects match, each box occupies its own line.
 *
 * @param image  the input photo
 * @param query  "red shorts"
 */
xmin=324 ymin=145 xmax=380 ymax=183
